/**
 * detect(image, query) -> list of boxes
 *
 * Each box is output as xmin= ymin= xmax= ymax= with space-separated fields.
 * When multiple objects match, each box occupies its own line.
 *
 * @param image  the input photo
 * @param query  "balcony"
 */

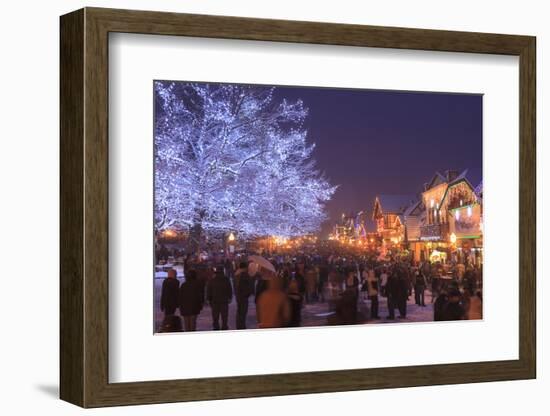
xmin=420 ymin=223 xmax=449 ymax=241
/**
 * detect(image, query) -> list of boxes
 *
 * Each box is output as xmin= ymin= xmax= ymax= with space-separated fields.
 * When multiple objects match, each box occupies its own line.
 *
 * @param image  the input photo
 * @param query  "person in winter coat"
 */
xmin=294 ymin=268 xmax=306 ymax=298
xmin=431 ymin=272 xmax=441 ymax=304
xmin=361 ymin=268 xmax=369 ymax=302
xmin=397 ymin=270 xmax=410 ymax=318
xmin=206 ymin=269 xmax=233 ymax=330
xmin=385 ymin=272 xmax=398 ymax=320
xmin=433 ymin=291 xmax=448 ymax=321
xmin=379 ymin=268 xmax=389 ymax=298
xmin=414 ymin=269 xmax=428 ymax=307
xmin=334 ymin=288 xmax=358 ymax=325
xmin=327 ymin=268 xmax=341 ymax=311
xmin=318 ymin=264 xmax=329 ymax=303
xmin=287 ymin=279 xmax=304 ymax=327
xmin=160 ymin=268 xmax=180 ymax=317
xmin=345 ymin=270 xmax=360 ymax=300
xmin=463 ymin=268 xmax=477 ymax=294
xmin=387 ymin=264 xmax=409 ymax=319
xmin=466 ymin=290 xmax=483 ymax=320
xmin=440 ymin=289 xmax=465 ymax=321
xmin=159 ymin=314 xmax=182 ymax=333
xmin=305 ymin=267 xmax=319 ymax=303
xmin=234 ymin=262 xmax=253 ymax=329
xmin=178 ymin=269 xmax=204 ymax=331
xmin=257 ymin=277 xmax=290 ymax=328
xmin=254 ymin=273 xmax=268 ymax=304
xmin=420 ymin=260 xmax=430 ymax=276
xmin=366 ymin=268 xmax=380 ymax=319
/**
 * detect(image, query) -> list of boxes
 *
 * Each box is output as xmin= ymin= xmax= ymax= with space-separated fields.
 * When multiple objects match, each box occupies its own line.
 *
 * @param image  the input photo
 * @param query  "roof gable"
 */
xmin=447 ymin=169 xmax=471 ymax=187
xmin=426 ymin=172 xmax=447 ymax=190
xmin=475 ymin=180 xmax=483 ymax=197
xmin=439 ymin=171 xmax=477 ymax=211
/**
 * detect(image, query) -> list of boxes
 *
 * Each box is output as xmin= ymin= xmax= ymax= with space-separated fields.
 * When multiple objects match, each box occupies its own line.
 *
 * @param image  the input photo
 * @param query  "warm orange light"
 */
xmin=273 ymin=235 xmax=288 ymax=246
xmin=450 ymin=233 xmax=457 ymax=244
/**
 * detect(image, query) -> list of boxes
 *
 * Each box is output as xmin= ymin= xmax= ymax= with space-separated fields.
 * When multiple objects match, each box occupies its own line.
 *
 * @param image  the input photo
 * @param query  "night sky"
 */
xmin=157 ymin=81 xmax=482 ymax=237
xmin=272 ymin=86 xmax=482 ymax=236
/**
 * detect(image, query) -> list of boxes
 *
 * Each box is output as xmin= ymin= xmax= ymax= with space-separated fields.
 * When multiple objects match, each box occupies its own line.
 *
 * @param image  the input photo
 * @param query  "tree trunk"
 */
xmin=154 ymin=231 xmax=159 ymax=264
xmin=187 ymin=222 xmax=202 ymax=256
xmin=188 ymin=208 xmax=206 ymax=256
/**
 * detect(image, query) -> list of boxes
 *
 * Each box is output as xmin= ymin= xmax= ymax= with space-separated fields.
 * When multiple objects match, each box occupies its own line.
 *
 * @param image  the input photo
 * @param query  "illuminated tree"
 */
xmin=154 ymin=81 xmax=336 ymax=251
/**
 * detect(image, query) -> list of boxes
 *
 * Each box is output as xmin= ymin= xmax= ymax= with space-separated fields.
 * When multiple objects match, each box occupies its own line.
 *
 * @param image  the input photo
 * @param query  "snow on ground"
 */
xmin=154 ymin=278 xmax=436 ymax=332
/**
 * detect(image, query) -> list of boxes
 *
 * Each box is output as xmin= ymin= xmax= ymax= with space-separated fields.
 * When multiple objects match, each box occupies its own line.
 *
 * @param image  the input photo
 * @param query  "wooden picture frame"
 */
xmin=60 ymin=7 xmax=536 ymax=408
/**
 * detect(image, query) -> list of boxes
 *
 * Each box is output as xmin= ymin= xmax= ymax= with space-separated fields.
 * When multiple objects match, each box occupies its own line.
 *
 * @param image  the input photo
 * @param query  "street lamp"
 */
xmin=226 ymin=232 xmax=236 ymax=255
xmin=449 ymin=232 xmax=458 ymax=263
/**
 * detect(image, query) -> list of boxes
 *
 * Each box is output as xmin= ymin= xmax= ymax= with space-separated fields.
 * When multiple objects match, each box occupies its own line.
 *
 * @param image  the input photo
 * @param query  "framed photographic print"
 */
xmin=60 ymin=7 xmax=536 ymax=408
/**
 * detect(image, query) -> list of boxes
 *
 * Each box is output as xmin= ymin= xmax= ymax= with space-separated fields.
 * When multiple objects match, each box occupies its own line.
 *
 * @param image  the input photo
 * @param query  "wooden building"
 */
xmin=418 ymin=170 xmax=483 ymax=265
xmin=372 ymin=194 xmax=416 ymax=246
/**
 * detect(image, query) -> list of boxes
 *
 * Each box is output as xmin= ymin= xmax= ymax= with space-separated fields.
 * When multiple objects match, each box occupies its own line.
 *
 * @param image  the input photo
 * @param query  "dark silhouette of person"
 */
xmin=160 ymin=269 xmax=179 ymax=316
xmin=207 ymin=269 xmax=233 ymax=330
xmin=234 ymin=262 xmax=253 ymax=329
xmin=178 ymin=269 xmax=204 ymax=331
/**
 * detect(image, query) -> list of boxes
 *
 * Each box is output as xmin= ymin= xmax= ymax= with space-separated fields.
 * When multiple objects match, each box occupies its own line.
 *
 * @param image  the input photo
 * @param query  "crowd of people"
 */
xmin=158 ymin=246 xmax=483 ymax=333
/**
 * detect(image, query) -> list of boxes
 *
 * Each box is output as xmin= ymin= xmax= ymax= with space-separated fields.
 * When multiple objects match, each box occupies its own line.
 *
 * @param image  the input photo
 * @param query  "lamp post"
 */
xmin=227 ymin=232 xmax=236 ymax=255
xmin=450 ymin=232 xmax=457 ymax=244
xmin=449 ymin=232 xmax=457 ymax=262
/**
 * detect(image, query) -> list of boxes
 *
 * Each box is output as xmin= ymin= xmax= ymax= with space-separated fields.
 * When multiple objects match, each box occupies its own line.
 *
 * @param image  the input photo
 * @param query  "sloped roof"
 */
xmin=447 ymin=169 xmax=471 ymax=187
xmin=426 ymin=171 xmax=447 ymax=190
xmin=404 ymin=199 xmax=423 ymax=216
xmin=376 ymin=194 xmax=416 ymax=215
xmin=474 ymin=180 xmax=483 ymax=197
xmin=438 ymin=169 xmax=478 ymax=212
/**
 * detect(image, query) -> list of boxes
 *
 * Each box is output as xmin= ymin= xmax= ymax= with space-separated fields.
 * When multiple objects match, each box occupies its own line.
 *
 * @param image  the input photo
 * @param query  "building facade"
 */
xmin=417 ymin=170 xmax=483 ymax=265
xmin=330 ymin=211 xmax=368 ymax=242
xmin=372 ymin=195 xmax=416 ymax=247
xmin=403 ymin=199 xmax=425 ymax=262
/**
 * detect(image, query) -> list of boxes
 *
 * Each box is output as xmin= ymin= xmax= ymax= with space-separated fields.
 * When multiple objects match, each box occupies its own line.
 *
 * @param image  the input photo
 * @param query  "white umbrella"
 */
xmin=248 ymin=255 xmax=277 ymax=278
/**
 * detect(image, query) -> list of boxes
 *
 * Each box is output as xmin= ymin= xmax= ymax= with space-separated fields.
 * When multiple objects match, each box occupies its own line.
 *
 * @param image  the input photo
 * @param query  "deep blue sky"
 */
xmin=156 ymin=81 xmax=482 ymax=236
xmin=273 ymin=86 xmax=482 ymax=235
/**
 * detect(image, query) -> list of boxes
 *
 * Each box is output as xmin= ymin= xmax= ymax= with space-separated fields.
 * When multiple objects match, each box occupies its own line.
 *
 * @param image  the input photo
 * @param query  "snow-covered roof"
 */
xmin=404 ymin=199 xmax=423 ymax=216
xmin=447 ymin=169 xmax=471 ymax=187
xmin=426 ymin=171 xmax=447 ymax=190
xmin=475 ymin=180 xmax=483 ymax=197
